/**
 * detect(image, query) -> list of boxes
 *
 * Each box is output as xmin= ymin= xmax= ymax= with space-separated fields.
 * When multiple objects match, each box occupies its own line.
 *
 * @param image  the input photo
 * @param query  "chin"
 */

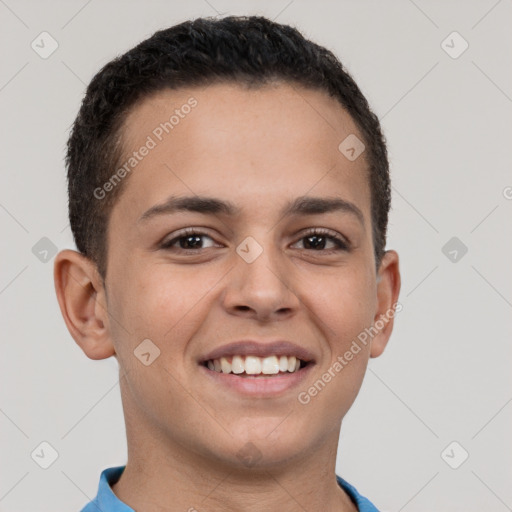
xmin=213 ymin=422 xmax=306 ymax=470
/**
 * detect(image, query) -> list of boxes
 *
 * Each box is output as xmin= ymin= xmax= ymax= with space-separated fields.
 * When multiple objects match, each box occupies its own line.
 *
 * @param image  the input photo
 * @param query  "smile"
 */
xmin=199 ymin=356 xmax=314 ymax=397
xmin=203 ymin=355 xmax=307 ymax=376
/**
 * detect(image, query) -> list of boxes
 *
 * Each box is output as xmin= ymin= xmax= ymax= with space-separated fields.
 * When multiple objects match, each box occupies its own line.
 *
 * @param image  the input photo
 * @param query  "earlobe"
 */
xmin=53 ymin=249 xmax=115 ymax=360
xmin=370 ymin=250 xmax=401 ymax=358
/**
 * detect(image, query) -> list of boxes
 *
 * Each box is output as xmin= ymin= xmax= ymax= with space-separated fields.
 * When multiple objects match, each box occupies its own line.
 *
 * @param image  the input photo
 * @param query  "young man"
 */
xmin=54 ymin=15 xmax=400 ymax=512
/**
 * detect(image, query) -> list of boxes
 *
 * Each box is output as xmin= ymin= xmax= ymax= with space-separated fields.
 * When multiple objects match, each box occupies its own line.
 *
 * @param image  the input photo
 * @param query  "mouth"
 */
xmin=201 ymin=354 xmax=311 ymax=377
xmin=198 ymin=348 xmax=315 ymax=397
xmin=197 ymin=339 xmax=316 ymax=396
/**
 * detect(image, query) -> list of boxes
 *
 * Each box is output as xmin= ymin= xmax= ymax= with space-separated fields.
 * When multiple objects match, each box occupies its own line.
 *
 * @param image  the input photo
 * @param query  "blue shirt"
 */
xmin=81 ymin=465 xmax=380 ymax=511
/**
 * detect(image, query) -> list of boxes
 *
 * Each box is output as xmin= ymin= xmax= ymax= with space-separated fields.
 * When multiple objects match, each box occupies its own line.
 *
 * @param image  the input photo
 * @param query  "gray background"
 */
xmin=1 ymin=0 xmax=511 ymax=510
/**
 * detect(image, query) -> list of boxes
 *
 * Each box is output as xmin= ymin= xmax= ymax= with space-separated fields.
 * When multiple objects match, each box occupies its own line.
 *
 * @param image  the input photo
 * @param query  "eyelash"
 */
xmin=160 ymin=227 xmax=350 ymax=254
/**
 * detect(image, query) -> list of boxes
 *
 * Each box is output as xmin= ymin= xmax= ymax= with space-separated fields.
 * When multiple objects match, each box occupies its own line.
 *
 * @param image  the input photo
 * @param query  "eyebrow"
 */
xmin=138 ymin=194 xmax=365 ymax=227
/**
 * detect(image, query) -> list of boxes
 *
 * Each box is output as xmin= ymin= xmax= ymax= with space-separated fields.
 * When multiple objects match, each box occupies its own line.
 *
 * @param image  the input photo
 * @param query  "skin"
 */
xmin=54 ymin=82 xmax=400 ymax=512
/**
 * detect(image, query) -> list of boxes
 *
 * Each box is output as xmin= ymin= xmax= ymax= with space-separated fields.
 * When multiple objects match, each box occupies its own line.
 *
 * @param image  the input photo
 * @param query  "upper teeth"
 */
xmin=206 ymin=355 xmax=302 ymax=375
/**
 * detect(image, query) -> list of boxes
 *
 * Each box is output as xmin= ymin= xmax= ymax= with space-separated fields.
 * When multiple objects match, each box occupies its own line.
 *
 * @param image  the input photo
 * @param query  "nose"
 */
xmin=221 ymin=239 xmax=300 ymax=322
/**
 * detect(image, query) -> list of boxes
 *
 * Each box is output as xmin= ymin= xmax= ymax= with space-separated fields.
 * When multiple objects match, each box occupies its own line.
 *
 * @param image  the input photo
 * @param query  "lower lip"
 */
xmin=198 ymin=364 xmax=315 ymax=397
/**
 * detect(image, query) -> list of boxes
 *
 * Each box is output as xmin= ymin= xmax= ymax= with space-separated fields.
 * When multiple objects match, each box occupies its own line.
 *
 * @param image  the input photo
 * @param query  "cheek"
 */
xmin=107 ymin=265 xmax=201 ymax=411
xmin=301 ymin=264 xmax=375 ymax=404
xmin=333 ymin=290 xmax=375 ymax=343
xmin=111 ymin=262 xmax=220 ymax=355
xmin=306 ymin=264 xmax=376 ymax=343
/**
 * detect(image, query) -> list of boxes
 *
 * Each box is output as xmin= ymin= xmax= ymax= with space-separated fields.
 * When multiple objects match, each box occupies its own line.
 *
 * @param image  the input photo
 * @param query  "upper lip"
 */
xmin=199 ymin=340 xmax=316 ymax=364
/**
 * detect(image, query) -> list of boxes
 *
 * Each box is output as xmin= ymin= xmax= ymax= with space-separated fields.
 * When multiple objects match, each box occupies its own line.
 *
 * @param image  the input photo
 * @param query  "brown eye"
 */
xmin=293 ymin=229 xmax=349 ymax=252
xmin=161 ymin=229 xmax=217 ymax=251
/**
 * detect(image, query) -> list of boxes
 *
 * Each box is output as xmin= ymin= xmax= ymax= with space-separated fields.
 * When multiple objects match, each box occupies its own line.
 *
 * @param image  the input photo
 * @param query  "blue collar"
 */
xmin=81 ymin=465 xmax=380 ymax=511
xmin=335 ymin=474 xmax=381 ymax=511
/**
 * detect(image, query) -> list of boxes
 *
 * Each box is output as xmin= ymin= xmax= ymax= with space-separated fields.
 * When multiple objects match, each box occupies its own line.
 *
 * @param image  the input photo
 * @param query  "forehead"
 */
xmin=112 ymin=82 xmax=370 ymax=226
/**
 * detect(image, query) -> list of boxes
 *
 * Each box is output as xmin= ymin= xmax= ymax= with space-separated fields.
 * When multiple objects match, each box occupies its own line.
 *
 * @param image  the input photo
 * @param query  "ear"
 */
xmin=370 ymin=250 xmax=401 ymax=358
xmin=53 ymin=249 xmax=115 ymax=360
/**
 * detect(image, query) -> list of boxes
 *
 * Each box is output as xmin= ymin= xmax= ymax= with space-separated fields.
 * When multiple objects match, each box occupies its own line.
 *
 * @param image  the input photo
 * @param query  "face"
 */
xmin=96 ymin=82 xmax=397 ymax=469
